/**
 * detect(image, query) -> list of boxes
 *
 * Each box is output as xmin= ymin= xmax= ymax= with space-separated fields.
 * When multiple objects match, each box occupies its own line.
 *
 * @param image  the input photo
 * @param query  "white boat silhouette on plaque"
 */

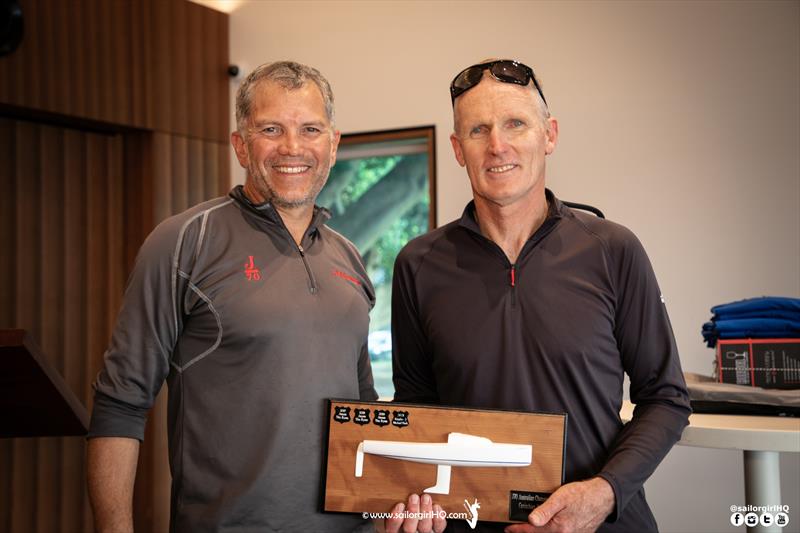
xmin=355 ymin=432 xmax=532 ymax=494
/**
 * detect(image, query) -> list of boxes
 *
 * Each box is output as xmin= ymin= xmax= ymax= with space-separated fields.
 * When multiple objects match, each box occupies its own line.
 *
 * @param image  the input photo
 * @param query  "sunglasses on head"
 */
xmin=449 ymin=60 xmax=547 ymax=107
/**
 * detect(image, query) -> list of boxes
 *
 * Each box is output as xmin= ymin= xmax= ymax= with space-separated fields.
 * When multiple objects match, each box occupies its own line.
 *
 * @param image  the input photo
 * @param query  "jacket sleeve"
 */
xmin=357 ymin=341 xmax=379 ymax=401
xmin=344 ymin=241 xmax=379 ymax=402
xmin=87 ymin=220 xmax=184 ymax=441
xmin=597 ymin=228 xmax=691 ymax=521
xmin=391 ymin=245 xmax=440 ymax=404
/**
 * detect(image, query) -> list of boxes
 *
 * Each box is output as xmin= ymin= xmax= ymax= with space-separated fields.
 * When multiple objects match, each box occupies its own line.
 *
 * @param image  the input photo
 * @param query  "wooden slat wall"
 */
xmin=62 ymin=129 xmax=91 ymax=532
xmin=0 ymin=119 xmax=124 ymax=532
xmin=0 ymin=118 xmax=13 ymax=533
xmin=0 ymin=0 xmax=230 ymax=143
xmin=149 ymin=132 xmax=229 ymax=220
xmin=0 ymin=0 xmax=231 ymax=531
xmin=0 ymin=127 xmax=229 ymax=533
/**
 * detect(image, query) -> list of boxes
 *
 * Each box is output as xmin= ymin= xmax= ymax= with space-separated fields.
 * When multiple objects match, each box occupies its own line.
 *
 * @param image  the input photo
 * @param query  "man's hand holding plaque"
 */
xmin=384 ymin=493 xmax=447 ymax=533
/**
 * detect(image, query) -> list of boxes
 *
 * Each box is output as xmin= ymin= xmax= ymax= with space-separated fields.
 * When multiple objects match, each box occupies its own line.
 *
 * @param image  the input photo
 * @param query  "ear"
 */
xmin=450 ymin=133 xmax=466 ymax=167
xmin=330 ymin=130 xmax=341 ymax=167
xmin=231 ymin=130 xmax=250 ymax=169
xmin=544 ymin=118 xmax=559 ymax=155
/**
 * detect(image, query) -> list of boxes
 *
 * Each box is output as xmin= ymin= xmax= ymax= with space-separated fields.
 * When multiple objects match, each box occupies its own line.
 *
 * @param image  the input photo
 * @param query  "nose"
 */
xmin=487 ymin=127 xmax=508 ymax=155
xmin=278 ymin=130 xmax=301 ymax=156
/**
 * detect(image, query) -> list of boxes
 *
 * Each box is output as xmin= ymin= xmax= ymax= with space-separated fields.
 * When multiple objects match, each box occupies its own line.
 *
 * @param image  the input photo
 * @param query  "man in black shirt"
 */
xmin=392 ymin=59 xmax=690 ymax=532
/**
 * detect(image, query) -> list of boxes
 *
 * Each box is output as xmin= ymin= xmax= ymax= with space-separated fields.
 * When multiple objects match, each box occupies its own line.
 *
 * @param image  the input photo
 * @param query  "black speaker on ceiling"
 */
xmin=1 ymin=0 xmax=23 ymax=58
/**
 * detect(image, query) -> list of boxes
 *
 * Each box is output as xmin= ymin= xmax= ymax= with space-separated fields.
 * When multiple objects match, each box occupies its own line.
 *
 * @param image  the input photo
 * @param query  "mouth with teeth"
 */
xmin=487 ymin=164 xmax=517 ymax=173
xmin=273 ymin=165 xmax=312 ymax=174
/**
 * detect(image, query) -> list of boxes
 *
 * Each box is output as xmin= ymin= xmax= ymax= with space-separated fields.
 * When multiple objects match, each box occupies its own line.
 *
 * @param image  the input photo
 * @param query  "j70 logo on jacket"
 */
xmin=244 ymin=256 xmax=261 ymax=281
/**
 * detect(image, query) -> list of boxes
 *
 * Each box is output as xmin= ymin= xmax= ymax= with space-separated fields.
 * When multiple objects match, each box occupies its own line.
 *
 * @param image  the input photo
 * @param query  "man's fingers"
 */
xmin=384 ymin=502 xmax=405 ymax=533
xmin=384 ymin=493 xmax=446 ymax=533
xmin=529 ymin=507 xmax=548 ymax=527
xmin=432 ymin=504 xmax=447 ymax=533
xmin=402 ymin=493 xmax=420 ymax=533
xmin=416 ymin=493 xmax=433 ymax=533
xmin=529 ymin=492 xmax=564 ymax=527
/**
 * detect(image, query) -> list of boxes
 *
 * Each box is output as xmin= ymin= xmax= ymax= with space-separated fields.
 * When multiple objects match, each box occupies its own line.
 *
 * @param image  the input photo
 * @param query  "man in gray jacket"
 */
xmin=86 ymin=61 xmax=436 ymax=533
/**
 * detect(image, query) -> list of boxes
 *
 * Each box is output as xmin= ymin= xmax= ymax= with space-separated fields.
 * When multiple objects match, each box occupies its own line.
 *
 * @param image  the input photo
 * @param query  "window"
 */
xmin=319 ymin=126 xmax=436 ymax=398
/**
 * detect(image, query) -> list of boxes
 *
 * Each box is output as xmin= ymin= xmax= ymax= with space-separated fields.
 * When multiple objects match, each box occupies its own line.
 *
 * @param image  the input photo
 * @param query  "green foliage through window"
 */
xmin=319 ymin=128 xmax=435 ymax=398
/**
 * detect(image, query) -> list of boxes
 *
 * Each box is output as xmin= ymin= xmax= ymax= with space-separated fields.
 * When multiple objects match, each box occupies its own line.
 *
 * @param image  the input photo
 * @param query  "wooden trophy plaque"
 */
xmin=323 ymin=399 xmax=566 ymax=523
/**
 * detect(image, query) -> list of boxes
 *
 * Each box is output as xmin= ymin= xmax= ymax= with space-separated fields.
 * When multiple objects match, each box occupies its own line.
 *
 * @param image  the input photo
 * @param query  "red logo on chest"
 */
xmin=244 ymin=256 xmax=261 ymax=281
xmin=333 ymin=270 xmax=361 ymax=286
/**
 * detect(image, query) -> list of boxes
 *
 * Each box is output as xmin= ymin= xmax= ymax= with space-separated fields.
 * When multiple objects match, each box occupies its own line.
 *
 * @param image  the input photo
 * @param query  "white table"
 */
xmin=621 ymin=401 xmax=800 ymax=533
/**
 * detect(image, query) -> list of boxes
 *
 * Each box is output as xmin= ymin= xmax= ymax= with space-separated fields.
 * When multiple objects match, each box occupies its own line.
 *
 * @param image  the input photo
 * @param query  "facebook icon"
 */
xmin=731 ymin=513 xmax=743 ymax=527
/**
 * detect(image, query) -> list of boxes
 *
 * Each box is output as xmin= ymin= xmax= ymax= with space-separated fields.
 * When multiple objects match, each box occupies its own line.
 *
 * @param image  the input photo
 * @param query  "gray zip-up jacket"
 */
xmin=90 ymin=186 xmax=377 ymax=532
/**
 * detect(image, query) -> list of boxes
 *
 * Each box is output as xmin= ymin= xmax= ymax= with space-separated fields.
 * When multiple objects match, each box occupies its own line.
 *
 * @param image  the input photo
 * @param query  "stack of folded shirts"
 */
xmin=702 ymin=296 xmax=800 ymax=348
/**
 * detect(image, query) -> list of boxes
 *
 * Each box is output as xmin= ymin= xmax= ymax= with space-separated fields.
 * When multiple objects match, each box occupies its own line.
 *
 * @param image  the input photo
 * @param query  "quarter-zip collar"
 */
xmin=458 ymin=188 xmax=565 ymax=263
xmin=229 ymin=185 xmax=331 ymax=247
xmin=229 ymin=185 xmax=328 ymax=294
xmin=457 ymin=189 xmax=566 ymax=306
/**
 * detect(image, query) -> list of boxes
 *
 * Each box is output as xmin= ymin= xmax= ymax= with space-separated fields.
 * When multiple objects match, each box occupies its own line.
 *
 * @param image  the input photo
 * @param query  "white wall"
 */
xmin=222 ymin=1 xmax=800 ymax=531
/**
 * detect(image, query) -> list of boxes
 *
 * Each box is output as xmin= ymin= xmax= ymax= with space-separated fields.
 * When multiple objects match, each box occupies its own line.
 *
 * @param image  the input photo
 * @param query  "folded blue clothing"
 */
xmin=702 ymin=297 xmax=800 ymax=348
xmin=711 ymin=296 xmax=800 ymax=319
xmin=702 ymin=317 xmax=800 ymax=347
xmin=709 ymin=309 xmax=800 ymax=321
xmin=712 ymin=317 xmax=800 ymax=333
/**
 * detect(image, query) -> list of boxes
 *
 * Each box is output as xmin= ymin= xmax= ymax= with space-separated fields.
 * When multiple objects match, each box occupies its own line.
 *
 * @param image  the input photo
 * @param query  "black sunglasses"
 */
xmin=449 ymin=60 xmax=547 ymax=107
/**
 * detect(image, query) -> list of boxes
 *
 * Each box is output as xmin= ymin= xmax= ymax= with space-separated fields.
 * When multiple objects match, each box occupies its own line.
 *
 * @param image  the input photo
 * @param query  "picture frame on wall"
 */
xmin=318 ymin=126 xmax=436 ymax=398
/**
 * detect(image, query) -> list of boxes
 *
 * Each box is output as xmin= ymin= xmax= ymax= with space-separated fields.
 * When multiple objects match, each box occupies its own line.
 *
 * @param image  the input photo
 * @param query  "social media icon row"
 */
xmin=730 ymin=511 xmax=789 ymax=527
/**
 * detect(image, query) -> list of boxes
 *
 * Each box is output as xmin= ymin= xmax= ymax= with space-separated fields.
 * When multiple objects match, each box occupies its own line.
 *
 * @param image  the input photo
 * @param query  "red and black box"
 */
xmin=717 ymin=338 xmax=800 ymax=389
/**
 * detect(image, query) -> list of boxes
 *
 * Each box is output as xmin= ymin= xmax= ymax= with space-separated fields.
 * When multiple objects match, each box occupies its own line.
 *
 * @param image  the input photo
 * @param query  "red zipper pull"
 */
xmin=510 ymin=265 xmax=516 ymax=287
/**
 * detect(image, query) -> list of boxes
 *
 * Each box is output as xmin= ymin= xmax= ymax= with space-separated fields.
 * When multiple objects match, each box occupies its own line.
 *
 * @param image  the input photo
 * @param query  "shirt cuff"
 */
xmin=87 ymin=390 xmax=149 ymax=441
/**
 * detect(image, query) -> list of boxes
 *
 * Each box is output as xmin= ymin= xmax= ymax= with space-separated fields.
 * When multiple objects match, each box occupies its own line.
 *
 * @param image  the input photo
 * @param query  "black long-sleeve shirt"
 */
xmin=392 ymin=190 xmax=690 ymax=532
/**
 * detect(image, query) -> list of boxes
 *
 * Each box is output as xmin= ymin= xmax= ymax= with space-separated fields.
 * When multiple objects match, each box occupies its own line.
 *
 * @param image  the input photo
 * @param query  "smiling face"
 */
xmin=231 ymin=80 xmax=340 ymax=209
xmin=450 ymin=75 xmax=557 ymax=211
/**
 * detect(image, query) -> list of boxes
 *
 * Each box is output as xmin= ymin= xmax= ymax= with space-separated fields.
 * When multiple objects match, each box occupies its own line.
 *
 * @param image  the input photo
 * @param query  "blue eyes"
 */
xmin=258 ymin=126 xmax=323 ymax=136
xmin=468 ymin=120 xmax=526 ymax=137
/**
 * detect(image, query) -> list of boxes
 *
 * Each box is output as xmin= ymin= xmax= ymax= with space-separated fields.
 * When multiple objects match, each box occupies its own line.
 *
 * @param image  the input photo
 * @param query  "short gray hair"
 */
xmin=235 ymin=61 xmax=335 ymax=133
